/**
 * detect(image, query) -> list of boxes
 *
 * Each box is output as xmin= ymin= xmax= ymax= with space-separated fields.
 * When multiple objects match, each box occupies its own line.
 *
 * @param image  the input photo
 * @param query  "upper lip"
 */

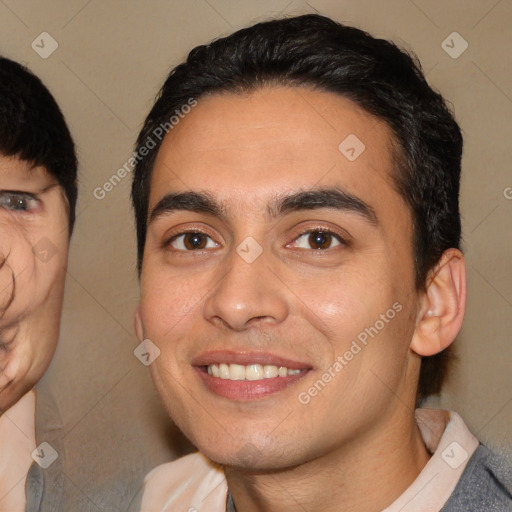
xmin=191 ymin=350 xmax=312 ymax=370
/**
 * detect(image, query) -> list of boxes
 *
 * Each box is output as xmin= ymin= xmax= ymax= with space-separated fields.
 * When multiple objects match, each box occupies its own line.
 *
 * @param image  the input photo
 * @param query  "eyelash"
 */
xmin=165 ymin=227 xmax=347 ymax=252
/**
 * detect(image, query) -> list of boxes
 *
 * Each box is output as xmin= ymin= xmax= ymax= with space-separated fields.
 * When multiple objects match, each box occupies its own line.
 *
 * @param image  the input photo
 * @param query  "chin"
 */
xmin=207 ymin=447 xmax=306 ymax=473
xmin=188 ymin=428 xmax=298 ymax=471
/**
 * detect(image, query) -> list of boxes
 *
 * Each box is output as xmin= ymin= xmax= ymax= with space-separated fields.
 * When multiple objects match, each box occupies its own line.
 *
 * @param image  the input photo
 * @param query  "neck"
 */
xmin=224 ymin=409 xmax=430 ymax=512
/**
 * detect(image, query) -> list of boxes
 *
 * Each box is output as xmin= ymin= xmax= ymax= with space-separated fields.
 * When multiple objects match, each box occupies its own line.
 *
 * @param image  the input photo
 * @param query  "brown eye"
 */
xmin=308 ymin=231 xmax=333 ymax=249
xmin=169 ymin=232 xmax=217 ymax=251
xmin=290 ymin=230 xmax=343 ymax=250
xmin=184 ymin=233 xmax=207 ymax=249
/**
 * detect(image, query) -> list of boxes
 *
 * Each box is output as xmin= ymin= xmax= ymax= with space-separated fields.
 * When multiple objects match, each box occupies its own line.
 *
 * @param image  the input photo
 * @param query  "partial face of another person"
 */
xmin=136 ymin=86 xmax=429 ymax=470
xmin=0 ymin=155 xmax=69 ymax=413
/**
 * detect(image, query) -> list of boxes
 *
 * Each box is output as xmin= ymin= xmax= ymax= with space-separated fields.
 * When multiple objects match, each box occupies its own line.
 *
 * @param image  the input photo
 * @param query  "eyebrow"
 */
xmin=148 ymin=187 xmax=378 ymax=226
xmin=270 ymin=188 xmax=378 ymax=225
xmin=149 ymin=191 xmax=226 ymax=224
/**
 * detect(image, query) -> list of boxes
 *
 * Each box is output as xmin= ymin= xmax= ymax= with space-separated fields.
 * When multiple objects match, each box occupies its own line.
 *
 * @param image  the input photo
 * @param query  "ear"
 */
xmin=410 ymin=248 xmax=467 ymax=356
xmin=134 ymin=305 xmax=144 ymax=342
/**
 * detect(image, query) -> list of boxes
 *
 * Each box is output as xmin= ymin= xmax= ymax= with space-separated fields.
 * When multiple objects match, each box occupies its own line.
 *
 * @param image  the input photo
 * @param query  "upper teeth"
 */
xmin=207 ymin=363 xmax=301 ymax=381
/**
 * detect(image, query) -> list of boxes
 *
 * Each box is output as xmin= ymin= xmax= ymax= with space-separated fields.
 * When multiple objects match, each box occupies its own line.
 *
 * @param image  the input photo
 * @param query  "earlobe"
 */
xmin=410 ymin=249 xmax=467 ymax=357
xmin=134 ymin=306 xmax=144 ymax=342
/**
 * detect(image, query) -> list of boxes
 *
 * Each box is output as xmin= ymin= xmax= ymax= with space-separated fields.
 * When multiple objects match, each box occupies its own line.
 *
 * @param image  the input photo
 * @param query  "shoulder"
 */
xmin=139 ymin=452 xmax=228 ymax=512
xmin=442 ymin=444 xmax=512 ymax=511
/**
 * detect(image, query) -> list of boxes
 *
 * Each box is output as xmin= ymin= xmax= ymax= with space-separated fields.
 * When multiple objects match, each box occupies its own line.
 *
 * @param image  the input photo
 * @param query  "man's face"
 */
xmin=0 ymin=155 xmax=69 ymax=413
xmin=137 ymin=87 xmax=424 ymax=469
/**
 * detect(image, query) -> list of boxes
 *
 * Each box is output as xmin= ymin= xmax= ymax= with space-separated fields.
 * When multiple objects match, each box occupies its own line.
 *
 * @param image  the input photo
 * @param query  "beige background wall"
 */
xmin=1 ymin=0 xmax=511 ymax=509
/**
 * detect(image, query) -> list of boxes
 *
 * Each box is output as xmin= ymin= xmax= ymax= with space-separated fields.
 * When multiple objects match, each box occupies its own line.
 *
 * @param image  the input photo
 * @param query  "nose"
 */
xmin=203 ymin=244 xmax=290 ymax=331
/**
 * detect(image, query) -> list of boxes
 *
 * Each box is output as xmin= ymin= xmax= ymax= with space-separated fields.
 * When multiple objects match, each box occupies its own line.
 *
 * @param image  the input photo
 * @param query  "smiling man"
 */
xmin=131 ymin=14 xmax=511 ymax=512
xmin=0 ymin=56 xmax=77 ymax=511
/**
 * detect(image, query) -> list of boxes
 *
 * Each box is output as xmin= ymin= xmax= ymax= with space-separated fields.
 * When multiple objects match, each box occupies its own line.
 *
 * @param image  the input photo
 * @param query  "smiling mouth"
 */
xmin=192 ymin=351 xmax=312 ymax=400
xmin=205 ymin=363 xmax=303 ymax=381
xmin=194 ymin=355 xmax=311 ymax=400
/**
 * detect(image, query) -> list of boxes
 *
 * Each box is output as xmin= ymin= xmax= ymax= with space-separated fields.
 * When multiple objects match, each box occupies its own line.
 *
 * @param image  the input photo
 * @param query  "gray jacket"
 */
xmin=441 ymin=444 xmax=512 ymax=511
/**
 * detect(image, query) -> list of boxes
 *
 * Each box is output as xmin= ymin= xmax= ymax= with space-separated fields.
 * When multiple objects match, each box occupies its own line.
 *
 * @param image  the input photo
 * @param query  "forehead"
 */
xmin=149 ymin=86 xmax=405 ymax=220
xmin=0 ymin=154 xmax=54 ymax=189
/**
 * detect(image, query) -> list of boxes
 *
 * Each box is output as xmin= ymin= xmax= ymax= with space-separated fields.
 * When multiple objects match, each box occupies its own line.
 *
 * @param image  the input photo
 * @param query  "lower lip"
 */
xmin=195 ymin=367 xmax=309 ymax=401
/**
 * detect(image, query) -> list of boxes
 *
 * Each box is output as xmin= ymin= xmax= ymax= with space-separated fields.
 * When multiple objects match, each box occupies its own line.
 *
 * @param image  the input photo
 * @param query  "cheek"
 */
xmin=0 ymin=232 xmax=37 ymax=316
xmin=0 ymin=224 xmax=33 ymax=266
xmin=293 ymin=262 xmax=391 ymax=343
xmin=0 ymin=212 xmax=69 ymax=307
xmin=139 ymin=269 xmax=205 ymax=350
xmin=24 ymin=234 xmax=68 ymax=304
xmin=295 ymin=261 xmax=411 ymax=393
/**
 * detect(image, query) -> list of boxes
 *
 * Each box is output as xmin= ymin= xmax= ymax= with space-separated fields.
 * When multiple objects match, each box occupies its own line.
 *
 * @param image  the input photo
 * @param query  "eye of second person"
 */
xmin=0 ymin=191 xmax=39 ymax=212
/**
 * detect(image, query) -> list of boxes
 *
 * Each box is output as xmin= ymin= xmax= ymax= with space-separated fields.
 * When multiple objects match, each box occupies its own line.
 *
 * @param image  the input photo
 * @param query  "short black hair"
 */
xmin=0 ymin=57 xmax=78 ymax=233
xmin=132 ymin=14 xmax=463 ymax=399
